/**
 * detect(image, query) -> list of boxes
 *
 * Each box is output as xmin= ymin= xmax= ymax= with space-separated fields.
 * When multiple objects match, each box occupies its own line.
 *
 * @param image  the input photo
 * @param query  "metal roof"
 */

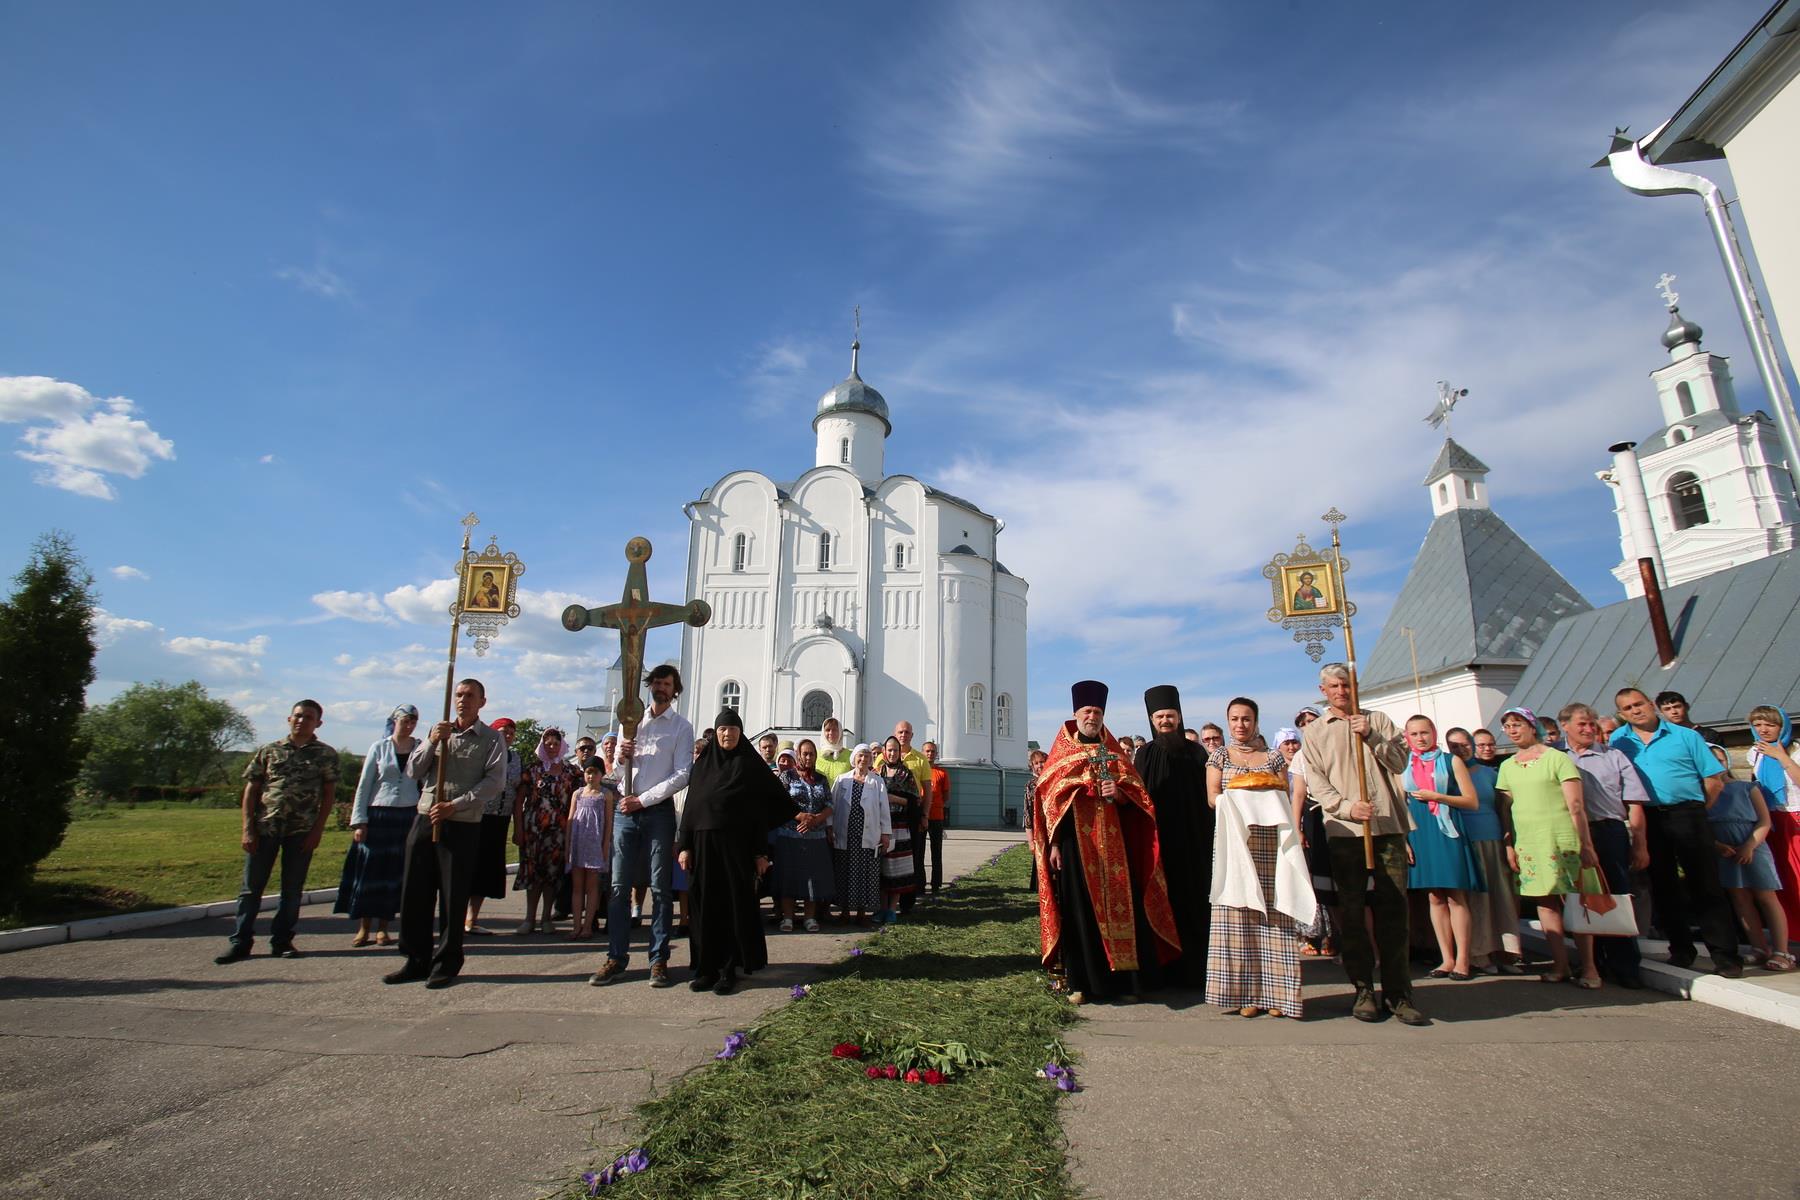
xmin=1645 ymin=0 xmax=1799 ymax=165
xmin=1361 ymin=508 xmax=1593 ymax=693
xmin=1504 ymin=549 xmax=1800 ymax=730
xmin=1636 ymin=409 xmax=1737 ymax=456
xmin=1420 ymin=438 xmax=1491 ymax=486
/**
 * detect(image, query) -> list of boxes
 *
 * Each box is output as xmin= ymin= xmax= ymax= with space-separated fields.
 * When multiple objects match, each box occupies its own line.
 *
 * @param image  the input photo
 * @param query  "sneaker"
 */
xmin=778 ymin=918 xmax=794 ymax=933
xmin=589 ymin=958 xmax=627 ymax=986
xmin=214 ymin=944 xmax=252 ymax=965
xmin=1351 ymin=988 xmax=1381 ymax=1022
xmin=649 ymin=961 xmax=673 ymax=989
xmin=383 ymin=966 xmax=429 ymax=985
xmin=269 ymin=944 xmax=302 ymax=959
xmin=1387 ymin=996 xmax=1430 ymax=1026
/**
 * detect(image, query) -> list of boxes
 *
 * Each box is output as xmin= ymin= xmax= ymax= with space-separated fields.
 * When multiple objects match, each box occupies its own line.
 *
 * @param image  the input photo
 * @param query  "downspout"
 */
xmin=1603 ymin=125 xmax=1800 ymax=501
xmin=989 ymin=518 xmax=1002 ymax=767
xmin=1610 ymin=442 xmax=1677 ymax=666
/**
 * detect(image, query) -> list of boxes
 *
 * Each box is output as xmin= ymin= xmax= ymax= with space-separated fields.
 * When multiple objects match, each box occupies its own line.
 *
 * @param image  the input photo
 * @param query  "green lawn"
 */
xmin=4 ymin=805 xmax=357 ymax=930
xmin=567 ymin=845 xmax=1082 ymax=1200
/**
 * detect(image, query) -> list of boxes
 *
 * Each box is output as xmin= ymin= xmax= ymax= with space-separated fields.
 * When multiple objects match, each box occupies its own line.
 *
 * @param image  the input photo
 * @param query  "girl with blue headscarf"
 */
xmin=1750 ymin=705 xmax=1800 ymax=964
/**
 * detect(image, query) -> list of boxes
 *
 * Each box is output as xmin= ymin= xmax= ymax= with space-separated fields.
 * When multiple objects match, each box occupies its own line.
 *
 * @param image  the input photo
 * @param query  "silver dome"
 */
xmin=812 ymin=340 xmax=892 ymax=435
xmin=1661 ymin=308 xmax=1703 ymax=351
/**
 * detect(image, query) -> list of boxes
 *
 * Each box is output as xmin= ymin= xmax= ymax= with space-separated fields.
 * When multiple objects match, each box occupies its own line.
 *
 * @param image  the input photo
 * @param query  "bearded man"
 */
xmin=1034 ymin=680 xmax=1180 ymax=1004
xmin=1133 ymin=684 xmax=1213 ymax=988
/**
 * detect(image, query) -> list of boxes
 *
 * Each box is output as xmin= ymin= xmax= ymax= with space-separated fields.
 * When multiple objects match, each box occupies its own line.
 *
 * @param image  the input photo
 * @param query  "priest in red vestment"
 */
xmin=1033 ymin=680 xmax=1181 ymax=1003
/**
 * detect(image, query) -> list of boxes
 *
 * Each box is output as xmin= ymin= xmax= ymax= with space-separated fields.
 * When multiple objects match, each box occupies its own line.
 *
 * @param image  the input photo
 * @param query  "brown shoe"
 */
xmin=589 ymin=958 xmax=627 ymax=987
xmin=649 ymin=962 xmax=673 ymax=989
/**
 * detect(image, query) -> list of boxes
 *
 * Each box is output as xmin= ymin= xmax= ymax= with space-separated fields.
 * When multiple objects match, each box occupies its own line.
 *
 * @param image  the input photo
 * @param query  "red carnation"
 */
xmin=904 ymin=1069 xmax=922 ymax=1084
xmin=922 ymin=1069 xmax=946 ymax=1086
xmin=864 ymin=1066 xmax=882 ymax=1079
xmin=831 ymin=1043 xmax=863 ymax=1059
xmin=883 ymin=1065 xmax=899 ymax=1079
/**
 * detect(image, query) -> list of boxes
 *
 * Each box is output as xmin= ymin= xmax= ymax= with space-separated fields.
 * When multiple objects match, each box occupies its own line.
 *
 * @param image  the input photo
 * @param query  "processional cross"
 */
xmin=562 ymin=538 xmax=711 ymax=792
xmin=1086 ymin=745 xmax=1121 ymax=804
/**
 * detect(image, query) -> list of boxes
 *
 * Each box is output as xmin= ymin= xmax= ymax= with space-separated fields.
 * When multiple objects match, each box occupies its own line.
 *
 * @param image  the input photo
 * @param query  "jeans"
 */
xmin=397 ymin=815 xmax=479 ymax=979
xmin=608 ymin=802 xmax=675 ymax=964
xmin=926 ymin=823 xmax=945 ymax=892
xmin=230 ymin=831 xmax=315 ymax=950
xmin=1644 ymin=802 xmax=1742 ymax=968
xmin=1327 ymin=834 xmax=1414 ymax=1001
xmin=1589 ymin=819 xmax=1643 ymax=981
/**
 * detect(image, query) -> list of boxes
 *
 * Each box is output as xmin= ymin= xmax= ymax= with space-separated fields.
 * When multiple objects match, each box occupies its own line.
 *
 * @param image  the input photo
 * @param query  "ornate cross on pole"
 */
xmin=1657 ymin=272 xmax=1680 ymax=309
xmin=1086 ymin=744 xmax=1121 ymax=804
xmin=562 ymin=538 xmax=711 ymax=794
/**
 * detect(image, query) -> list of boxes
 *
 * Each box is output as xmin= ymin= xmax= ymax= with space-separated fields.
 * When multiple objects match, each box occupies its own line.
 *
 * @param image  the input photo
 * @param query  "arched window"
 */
xmin=839 ymin=437 xmax=851 ymax=464
xmin=966 ymin=683 xmax=985 ymax=734
xmin=995 ymin=693 xmax=1012 ymax=739
xmin=818 ymin=531 xmax=833 ymax=571
xmin=1669 ymin=471 xmax=1709 ymax=530
xmin=731 ymin=532 xmax=748 ymax=573
xmin=1438 ymin=482 xmax=1449 ymax=504
xmin=1671 ymin=428 xmax=1688 ymax=444
xmin=720 ymin=680 xmax=742 ymax=713
xmin=893 ymin=542 xmax=906 ymax=571
xmin=1463 ymin=477 xmax=1475 ymax=500
xmin=801 ymin=690 xmax=833 ymax=728
xmin=1677 ymin=381 xmax=1696 ymax=417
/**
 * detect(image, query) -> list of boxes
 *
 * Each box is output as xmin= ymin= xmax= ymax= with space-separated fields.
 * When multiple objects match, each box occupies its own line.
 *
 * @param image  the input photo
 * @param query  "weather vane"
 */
xmin=1424 ymin=380 xmax=1468 ymax=433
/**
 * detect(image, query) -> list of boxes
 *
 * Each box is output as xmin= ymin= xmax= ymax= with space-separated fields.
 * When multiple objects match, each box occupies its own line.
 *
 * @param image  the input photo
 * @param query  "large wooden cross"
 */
xmin=562 ymin=538 xmax=711 ymax=789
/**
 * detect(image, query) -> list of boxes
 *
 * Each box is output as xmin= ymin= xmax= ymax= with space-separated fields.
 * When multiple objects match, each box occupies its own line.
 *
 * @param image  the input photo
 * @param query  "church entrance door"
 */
xmin=800 ymin=690 xmax=833 ymax=729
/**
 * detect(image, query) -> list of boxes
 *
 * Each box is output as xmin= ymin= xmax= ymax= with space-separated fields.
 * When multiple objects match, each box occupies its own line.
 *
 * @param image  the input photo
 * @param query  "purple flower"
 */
xmin=716 ymin=1032 xmax=748 ymax=1060
xmin=1041 ymin=1062 xmax=1066 ymax=1079
xmin=850 ymin=947 xmax=864 ymax=957
xmin=1056 ymin=1074 xmax=1078 ymax=1093
xmin=790 ymin=984 xmax=810 ymax=1000
xmin=582 ymin=1171 xmax=599 ymax=1193
xmin=623 ymin=1148 xmax=650 ymax=1174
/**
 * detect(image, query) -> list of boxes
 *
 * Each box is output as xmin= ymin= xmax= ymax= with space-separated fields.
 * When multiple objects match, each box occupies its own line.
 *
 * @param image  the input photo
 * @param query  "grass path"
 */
xmin=566 ymin=845 xmax=1081 ymax=1200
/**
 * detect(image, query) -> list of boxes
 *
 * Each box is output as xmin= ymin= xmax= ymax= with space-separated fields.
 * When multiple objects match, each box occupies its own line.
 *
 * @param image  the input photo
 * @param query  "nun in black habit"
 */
xmin=677 ymin=709 xmax=798 ymax=995
xmin=1133 ymin=685 xmax=1215 ymax=988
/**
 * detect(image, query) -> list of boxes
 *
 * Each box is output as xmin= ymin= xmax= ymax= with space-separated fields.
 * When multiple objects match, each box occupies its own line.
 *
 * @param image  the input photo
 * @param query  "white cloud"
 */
xmin=312 ymin=590 xmax=392 ymax=623
xmin=382 ymin=577 xmax=460 ymax=624
xmin=514 ymin=650 xmax=604 ymax=693
xmin=259 ymin=453 xmax=276 ymax=464
xmin=109 ymin=565 xmax=150 ymax=581
xmin=0 ymin=375 xmax=176 ymax=500
xmin=93 ymin=610 xmax=158 ymax=645
xmin=276 ymin=263 xmax=353 ymax=302
xmin=859 ymin=5 xmax=1240 ymax=224
xmin=167 ymin=634 xmax=270 ymax=678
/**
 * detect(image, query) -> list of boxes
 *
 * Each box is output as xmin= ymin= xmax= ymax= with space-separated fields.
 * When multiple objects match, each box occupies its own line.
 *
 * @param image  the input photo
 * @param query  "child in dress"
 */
xmin=1707 ymin=746 xmax=1792 ymax=971
xmin=566 ymin=760 xmax=617 ymax=942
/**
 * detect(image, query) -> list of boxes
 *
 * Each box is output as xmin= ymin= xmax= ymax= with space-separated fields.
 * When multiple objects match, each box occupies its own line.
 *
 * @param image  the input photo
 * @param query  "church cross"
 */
xmin=1657 ymin=272 xmax=1679 ymax=309
xmin=1087 ymin=744 xmax=1122 ymax=804
xmin=562 ymin=538 xmax=711 ymax=757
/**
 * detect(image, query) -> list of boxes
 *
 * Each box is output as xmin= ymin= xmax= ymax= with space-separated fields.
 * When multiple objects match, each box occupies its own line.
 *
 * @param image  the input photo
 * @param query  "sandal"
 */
xmin=1300 ymin=944 xmax=1322 ymax=957
xmin=1238 ymin=1006 xmax=1262 ymax=1017
xmin=1538 ymin=972 xmax=1571 ymax=984
xmin=376 ymin=931 xmax=393 ymax=946
xmin=1573 ymin=976 xmax=1603 ymax=990
xmin=804 ymin=918 xmax=820 ymax=933
xmin=351 ymin=931 xmax=371 ymax=948
xmin=1765 ymin=953 xmax=1797 ymax=973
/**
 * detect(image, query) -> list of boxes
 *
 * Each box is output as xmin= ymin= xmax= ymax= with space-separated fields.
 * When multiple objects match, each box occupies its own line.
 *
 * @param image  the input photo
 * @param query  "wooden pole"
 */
xmin=433 ymin=517 xmax=477 ymax=841
xmin=1330 ymin=528 xmax=1376 ymax=871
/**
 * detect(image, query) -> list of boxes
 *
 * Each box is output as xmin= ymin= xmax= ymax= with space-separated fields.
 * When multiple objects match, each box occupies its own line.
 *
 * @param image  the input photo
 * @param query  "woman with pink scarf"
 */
xmin=512 ymin=726 xmax=576 ymax=934
xmin=1402 ymin=715 xmax=1483 ymax=980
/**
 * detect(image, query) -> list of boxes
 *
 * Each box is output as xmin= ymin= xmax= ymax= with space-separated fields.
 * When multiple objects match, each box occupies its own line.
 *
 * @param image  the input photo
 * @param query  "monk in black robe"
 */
xmin=1133 ymin=684 xmax=1214 ymax=988
xmin=677 ymin=709 xmax=796 ymax=995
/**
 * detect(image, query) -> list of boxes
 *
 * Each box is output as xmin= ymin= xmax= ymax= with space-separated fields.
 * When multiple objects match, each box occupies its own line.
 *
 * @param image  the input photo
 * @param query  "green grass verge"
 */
xmin=563 ymin=845 xmax=1081 ymax=1200
xmin=4 ymin=805 xmax=356 ymax=930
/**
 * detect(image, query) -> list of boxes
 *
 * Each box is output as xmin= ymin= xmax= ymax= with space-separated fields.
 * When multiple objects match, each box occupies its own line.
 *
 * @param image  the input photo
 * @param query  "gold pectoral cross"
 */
xmin=561 ymin=538 xmax=711 ymax=746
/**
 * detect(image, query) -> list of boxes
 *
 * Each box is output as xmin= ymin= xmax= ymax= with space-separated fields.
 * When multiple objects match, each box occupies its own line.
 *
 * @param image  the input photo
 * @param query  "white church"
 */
xmin=675 ymin=336 xmax=1031 ymax=823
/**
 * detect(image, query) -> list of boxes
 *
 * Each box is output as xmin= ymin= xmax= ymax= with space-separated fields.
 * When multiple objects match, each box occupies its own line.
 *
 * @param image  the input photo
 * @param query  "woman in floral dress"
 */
xmin=513 ymin=727 xmax=576 ymax=934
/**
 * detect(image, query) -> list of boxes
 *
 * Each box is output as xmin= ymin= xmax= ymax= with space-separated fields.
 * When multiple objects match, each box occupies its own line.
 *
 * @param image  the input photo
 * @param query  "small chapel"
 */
xmin=676 ymin=335 xmax=1031 ymax=823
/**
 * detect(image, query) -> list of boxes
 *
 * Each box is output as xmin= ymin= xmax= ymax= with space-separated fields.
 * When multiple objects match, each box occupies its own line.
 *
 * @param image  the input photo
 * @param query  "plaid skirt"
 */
xmin=1204 ymin=826 xmax=1303 ymax=1018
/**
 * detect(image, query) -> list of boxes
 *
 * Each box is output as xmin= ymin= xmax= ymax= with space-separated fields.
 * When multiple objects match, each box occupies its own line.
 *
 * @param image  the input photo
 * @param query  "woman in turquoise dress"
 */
xmin=1402 ymin=716 xmax=1483 ymax=980
xmin=1495 ymin=707 xmax=1600 ymax=988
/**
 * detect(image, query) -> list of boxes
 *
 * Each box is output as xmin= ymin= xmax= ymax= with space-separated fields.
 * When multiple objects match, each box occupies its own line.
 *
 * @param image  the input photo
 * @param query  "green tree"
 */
xmin=0 ymin=532 xmax=98 ymax=909
xmin=79 ymin=681 xmax=256 ymax=799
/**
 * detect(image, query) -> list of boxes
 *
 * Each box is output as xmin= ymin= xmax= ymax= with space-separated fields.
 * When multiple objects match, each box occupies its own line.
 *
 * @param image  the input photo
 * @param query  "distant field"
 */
xmin=5 ymin=805 xmax=358 ymax=930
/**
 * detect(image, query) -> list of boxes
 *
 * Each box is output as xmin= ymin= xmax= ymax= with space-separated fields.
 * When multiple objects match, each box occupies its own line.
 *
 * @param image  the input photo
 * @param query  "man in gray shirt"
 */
xmin=386 ymin=677 xmax=505 ymax=989
xmin=593 ymin=664 xmax=695 ymax=988
xmin=1560 ymin=702 xmax=1648 ymax=988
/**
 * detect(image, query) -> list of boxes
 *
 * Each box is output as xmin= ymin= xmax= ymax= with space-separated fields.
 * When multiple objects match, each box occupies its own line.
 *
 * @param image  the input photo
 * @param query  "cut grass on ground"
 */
xmin=563 ymin=845 xmax=1081 ymax=1200
xmin=4 ymin=804 xmax=356 ymax=929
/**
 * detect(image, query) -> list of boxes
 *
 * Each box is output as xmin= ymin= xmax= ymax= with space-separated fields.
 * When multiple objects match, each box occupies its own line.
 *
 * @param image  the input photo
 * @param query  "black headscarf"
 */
xmin=682 ymin=713 xmax=795 ymax=834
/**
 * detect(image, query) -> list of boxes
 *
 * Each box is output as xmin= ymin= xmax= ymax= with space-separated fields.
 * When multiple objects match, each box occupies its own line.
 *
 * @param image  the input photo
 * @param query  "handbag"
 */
xmin=1560 ymin=867 xmax=1639 ymax=937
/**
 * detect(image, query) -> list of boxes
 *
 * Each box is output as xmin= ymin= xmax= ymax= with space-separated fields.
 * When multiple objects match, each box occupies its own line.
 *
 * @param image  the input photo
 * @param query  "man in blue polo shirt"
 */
xmin=1609 ymin=687 xmax=1743 ymax=977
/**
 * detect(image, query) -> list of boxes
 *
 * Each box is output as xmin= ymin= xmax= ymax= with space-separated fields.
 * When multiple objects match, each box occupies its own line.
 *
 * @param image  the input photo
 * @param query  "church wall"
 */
xmin=1726 ymin=81 xmax=1800 ymax=352
xmin=995 ymin=573 xmax=1029 ymax=767
xmin=1364 ymin=665 xmax=1521 ymax=742
xmin=937 ymin=559 xmax=993 ymax=764
xmin=813 ymin=413 xmax=885 ymax=483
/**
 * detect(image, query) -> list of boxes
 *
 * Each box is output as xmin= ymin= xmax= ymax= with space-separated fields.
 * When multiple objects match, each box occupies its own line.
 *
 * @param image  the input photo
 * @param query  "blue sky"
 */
xmin=1 ymin=0 xmax=1787 ymax=753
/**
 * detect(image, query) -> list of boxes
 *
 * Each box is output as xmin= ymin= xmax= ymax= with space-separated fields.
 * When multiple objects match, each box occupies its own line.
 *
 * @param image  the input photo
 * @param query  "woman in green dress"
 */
xmin=1495 ymin=707 xmax=1601 ymax=988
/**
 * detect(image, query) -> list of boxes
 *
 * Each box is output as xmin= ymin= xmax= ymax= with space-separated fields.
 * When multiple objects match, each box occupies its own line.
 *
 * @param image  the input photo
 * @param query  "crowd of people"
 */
xmin=214 ymin=666 xmax=952 ymax=995
xmin=1027 ymin=671 xmax=1800 ymax=1026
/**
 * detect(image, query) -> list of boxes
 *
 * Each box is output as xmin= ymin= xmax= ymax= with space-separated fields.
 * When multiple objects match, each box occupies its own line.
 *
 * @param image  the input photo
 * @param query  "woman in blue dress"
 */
xmin=1402 ymin=716 xmax=1483 ymax=980
xmin=774 ymin=739 xmax=836 ymax=932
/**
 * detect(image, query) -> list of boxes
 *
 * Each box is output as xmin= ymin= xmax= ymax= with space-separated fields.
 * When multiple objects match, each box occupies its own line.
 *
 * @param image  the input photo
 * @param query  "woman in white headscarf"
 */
xmin=828 ymin=744 xmax=891 ymax=926
xmin=336 ymin=704 xmax=421 ymax=947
